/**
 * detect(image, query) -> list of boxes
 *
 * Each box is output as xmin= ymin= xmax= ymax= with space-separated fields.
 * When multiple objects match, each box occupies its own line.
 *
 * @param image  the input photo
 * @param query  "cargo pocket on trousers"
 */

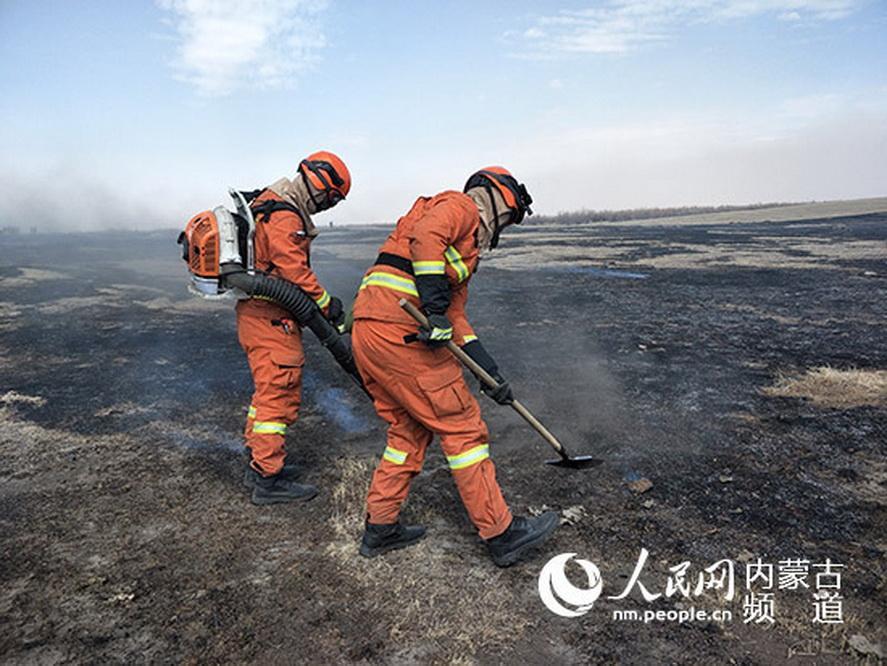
xmin=416 ymin=369 xmax=467 ymax=419
xmin=270 ymin=349 xmax=304 ymax=391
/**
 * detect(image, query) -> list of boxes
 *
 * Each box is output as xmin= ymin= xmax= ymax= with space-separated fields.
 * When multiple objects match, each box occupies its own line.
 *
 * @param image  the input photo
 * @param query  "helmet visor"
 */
xmin=300 ymin=159 xmax=346 ymax=195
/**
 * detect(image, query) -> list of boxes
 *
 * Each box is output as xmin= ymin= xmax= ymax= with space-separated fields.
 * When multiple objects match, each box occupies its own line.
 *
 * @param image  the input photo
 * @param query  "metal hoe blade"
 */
xmin=545 ymin=455 xmax=605 ymax=469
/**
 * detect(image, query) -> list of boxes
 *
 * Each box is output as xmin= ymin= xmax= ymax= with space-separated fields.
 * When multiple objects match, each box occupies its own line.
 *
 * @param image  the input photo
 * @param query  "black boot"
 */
xmin=242 ymin=463 xmax=299 ymax=490
xmin=486 ymin=512 xmax=559 ymax=567
xmin=359 ymin=520 xmax=426 ymax=558
xmin=251 ymin=471 xmax=318 ymax=505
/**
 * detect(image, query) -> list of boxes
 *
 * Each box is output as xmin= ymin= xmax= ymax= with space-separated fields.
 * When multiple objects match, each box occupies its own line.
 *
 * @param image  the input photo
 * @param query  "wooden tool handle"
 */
xmin=399 ymin=299 xmax=567 ymax=456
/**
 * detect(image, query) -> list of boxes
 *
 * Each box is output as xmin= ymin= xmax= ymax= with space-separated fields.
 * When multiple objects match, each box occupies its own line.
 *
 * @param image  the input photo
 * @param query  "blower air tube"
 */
xmin=223 ymin=269 xmax=367 ymax=394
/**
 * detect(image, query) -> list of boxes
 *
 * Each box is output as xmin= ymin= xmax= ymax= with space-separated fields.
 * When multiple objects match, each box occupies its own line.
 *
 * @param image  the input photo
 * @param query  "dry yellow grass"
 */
xmin=763 ymin=367 xmax=887 ymax=409
xmin=323 ymin=456 xmax=536 ymax=663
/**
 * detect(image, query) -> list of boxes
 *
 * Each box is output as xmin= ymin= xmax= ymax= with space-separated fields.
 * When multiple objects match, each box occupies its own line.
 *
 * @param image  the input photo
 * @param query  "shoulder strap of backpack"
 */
xmin=248 ymin=193 xmax=305 ymax=227
xmin=239 ymin=188 xmax=264 ymax=204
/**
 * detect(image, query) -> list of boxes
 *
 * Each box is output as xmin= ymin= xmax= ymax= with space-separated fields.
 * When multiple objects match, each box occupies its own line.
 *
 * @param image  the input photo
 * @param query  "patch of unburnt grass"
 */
xmin=762 ymin=367 xmax=886 ymax=409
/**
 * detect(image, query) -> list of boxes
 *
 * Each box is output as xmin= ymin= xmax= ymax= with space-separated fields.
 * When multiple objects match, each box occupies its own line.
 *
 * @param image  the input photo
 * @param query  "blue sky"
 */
xmin=1 ymin=0 xmax=885 ymax=229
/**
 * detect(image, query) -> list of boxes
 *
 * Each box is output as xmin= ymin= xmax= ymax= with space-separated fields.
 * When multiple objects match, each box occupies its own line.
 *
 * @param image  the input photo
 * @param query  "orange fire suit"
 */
xmin=237 ymin=190 xmax=333 ymax=476
xmin=351 ymin=191 xmax=513 ymax=539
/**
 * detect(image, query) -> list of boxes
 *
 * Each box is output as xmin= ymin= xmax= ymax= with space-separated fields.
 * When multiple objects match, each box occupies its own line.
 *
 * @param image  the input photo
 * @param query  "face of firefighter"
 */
xmin=466 ymin=186 xmax=512 ymax=256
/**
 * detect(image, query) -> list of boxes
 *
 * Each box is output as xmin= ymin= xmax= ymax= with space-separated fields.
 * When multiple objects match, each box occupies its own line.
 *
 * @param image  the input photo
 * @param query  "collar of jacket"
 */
xmin=466 ymin=186 xmax=510 ymax=256
xmin=267 ymin=175 xmax=319 ymax=238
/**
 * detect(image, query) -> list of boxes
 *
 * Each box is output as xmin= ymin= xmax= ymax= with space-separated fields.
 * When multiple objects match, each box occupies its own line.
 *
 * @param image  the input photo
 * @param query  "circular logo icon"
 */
xmin=538 ymin=552 xmax=603 ymax=618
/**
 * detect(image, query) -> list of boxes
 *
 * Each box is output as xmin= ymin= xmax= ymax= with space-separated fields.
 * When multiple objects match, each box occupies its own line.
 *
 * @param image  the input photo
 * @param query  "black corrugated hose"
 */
xmin=223 ymin=269 xmax=367 ymax=395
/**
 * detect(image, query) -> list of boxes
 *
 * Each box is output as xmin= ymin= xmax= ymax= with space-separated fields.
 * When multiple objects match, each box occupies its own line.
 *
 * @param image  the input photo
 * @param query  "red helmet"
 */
xmin=463 ymin=166 xmax=533 ymax=226
xmin=298 ymin=150 xmax=351 ymax=210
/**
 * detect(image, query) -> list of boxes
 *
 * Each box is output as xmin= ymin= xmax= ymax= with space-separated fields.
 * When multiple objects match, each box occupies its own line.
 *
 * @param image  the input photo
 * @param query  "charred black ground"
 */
xmin=1 ymin=211 xmax=885 ymax=664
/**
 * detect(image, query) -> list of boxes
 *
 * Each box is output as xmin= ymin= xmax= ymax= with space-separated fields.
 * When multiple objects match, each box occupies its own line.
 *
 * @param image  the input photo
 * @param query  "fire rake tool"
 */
xmin=400 ymin=299 xmax=603 ymax=470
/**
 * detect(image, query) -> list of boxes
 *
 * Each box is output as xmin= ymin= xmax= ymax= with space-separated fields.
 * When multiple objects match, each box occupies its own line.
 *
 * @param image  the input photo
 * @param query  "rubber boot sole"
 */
xmin=243 ymin=465 xmax=299 ymax=490
xmin=250 ymin=486 xmax=318 ymax=505
xmin=358 ymin=530 xmax=426 ymax=558
xmin=491 ymin=516 xmax=559 ymax=568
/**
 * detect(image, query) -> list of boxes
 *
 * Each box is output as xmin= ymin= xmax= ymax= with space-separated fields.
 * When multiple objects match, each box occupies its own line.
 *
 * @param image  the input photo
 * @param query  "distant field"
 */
xmin=493 ymin=197 xmax=887 ymax=271
xmin=529 ymin=196 xmax=887 ymax=228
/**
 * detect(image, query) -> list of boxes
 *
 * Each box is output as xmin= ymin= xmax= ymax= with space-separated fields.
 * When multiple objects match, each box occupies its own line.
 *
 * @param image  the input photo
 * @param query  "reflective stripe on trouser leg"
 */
xmin=443 ymin=438 xmax=512 ymax=540
xmin=365 ymin=406 xmax=432 ymax=525
xmin=253 ymin=421 xmax=287 ymax=435
xmin=383 ymin=446 xmax=408 ymax=465
xmin=446 ymin=444 xmax=489 ymax=470
xmin=244 ymin=404 xmax=257 ymax=438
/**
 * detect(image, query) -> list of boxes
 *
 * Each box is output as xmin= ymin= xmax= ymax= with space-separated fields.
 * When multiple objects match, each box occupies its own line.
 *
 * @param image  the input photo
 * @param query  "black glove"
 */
xmin=482 ymin=375 xmax=514 ymax=406
xmin=462 ymin=339 xmax=514 ymax=405
xmin=325 ymin=296 xmax=346 ymax=330
xmin=416 ymin=313 xmax=453 ymax=348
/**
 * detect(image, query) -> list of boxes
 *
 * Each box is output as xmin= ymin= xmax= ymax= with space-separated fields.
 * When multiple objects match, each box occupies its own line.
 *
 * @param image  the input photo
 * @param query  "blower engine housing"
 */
xmin=178 ymin=190 xmax=255 ymax=298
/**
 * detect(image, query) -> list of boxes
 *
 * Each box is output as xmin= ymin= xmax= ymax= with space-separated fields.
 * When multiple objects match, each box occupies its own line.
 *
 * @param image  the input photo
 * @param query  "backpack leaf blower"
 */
xmin=178 ymin=189 xmax=367 ymax=394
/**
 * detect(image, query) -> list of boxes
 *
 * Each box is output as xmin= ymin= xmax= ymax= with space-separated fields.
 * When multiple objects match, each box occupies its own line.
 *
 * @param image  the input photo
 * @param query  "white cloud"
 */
xmin=496 ymin=91 xmax=887 ymax=212
xmin=157 ymin=0 xmax=328 ymax=96
xmin=511 ymin=1 xmax=860 ymax=58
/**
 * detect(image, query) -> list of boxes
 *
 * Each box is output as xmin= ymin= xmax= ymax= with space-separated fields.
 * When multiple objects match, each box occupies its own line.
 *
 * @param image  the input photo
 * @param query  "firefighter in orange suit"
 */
xmin=351 ymin=167 xmax=559 ymax=566
xmin=239 ymin=151 xmax=350 ymax=505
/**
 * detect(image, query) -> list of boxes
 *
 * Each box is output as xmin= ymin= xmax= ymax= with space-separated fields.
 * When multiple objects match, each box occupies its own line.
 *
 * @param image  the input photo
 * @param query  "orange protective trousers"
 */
xmin=352 ymin=319 xmax=512 ymax=539
xmin=237 ymin=299 xmax=304 ymax=476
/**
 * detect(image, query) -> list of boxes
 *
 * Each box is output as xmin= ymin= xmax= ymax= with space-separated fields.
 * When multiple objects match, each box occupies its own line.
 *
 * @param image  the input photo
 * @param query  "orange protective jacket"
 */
xmin=245 ymin=189 xmax=332 ymax=312
xmin=352 ymin=191 xmax=480 ymax=344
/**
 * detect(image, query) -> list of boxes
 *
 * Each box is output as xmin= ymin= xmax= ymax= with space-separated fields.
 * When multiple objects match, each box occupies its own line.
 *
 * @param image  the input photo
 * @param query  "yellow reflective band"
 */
xmin=359 ymin=272 xmax=419 ymax=297
xmin=413 ymin=260 xmax=446 ymax=276
xmin=315 ymin=290 xmax=331 ymax=308
xmin=382 ymin=446 xmax=408 ymax=465
xmin=445 ymin=246 xmax=469 ymax=282
xmin=430 ymin=327 xmax=453 ymax=340
xmin=252 ymin=421 xmax=287 ymax=435
xmin=247 ymin=405 xmax=257 ymax=419
xmin=446 ymin=444 xmax=490 ymax=470
xmin=462 ymin=334 xmax=478 ymax=344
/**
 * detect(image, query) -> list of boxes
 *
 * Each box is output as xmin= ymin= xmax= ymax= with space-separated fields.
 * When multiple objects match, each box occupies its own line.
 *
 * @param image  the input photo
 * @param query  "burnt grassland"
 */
xmin=1 ymin=205 xmax=885 ymax=664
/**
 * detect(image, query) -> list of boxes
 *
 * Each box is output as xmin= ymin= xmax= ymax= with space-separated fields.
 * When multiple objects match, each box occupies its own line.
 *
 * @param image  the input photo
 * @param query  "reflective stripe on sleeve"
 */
xmin=247 ymin=405 xmax=257 ymax=419
xmin=382 ymin=446 xmax=408 ymax=465
xmin=445 ymin=246 xmax=470 ymax=282
xmin=446 ymin=444 xmax=490 ymax=470
xmin=412 ymin=260 xmax=446 ymax=276
xmin=315 ymin=290 xmax=331 ymax=309
xmin=359 ymin=271 xmax=419 ymax=297
xmin=462 ymin=334 xmax=478 ymax=344
xmin=252 ymin=421 xmax=287 ymax=435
